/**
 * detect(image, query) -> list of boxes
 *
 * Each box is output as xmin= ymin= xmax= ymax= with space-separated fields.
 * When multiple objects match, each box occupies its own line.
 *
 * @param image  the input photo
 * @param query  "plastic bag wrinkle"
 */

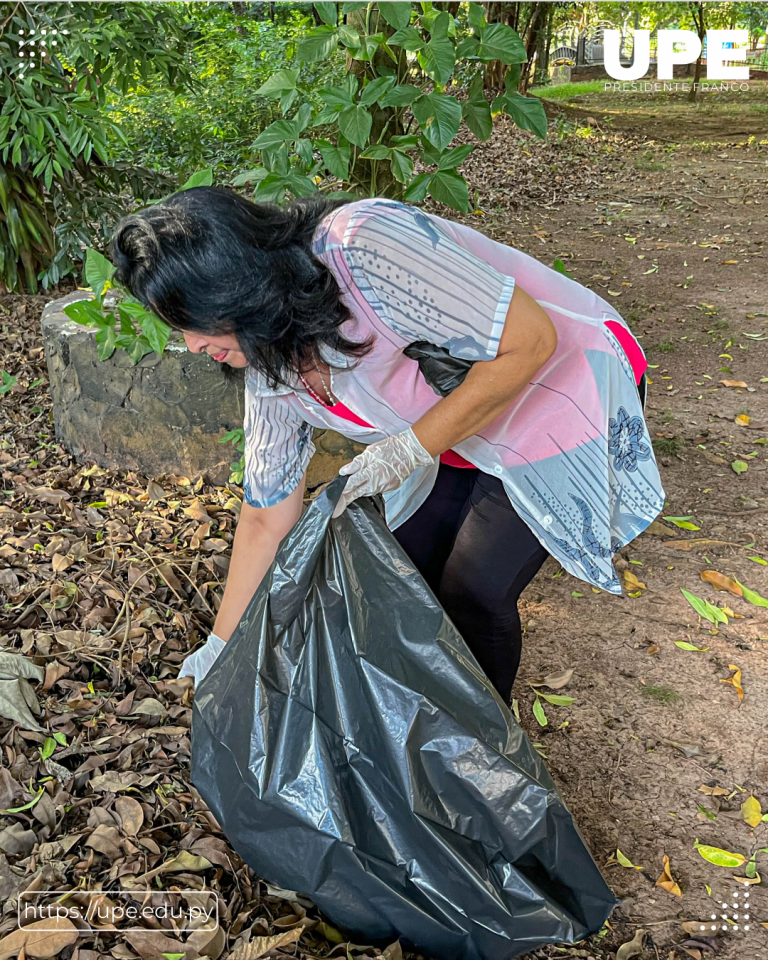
xmin=192 ymin=476 xmax=618 ymax=960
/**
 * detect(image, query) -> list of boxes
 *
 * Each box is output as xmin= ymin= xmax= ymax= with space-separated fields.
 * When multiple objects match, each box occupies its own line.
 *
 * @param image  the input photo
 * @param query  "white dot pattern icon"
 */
xmin=17 ymin=26 xmax=69 ymax=80
xmin=699 ymin=884 xmax=751 ymax=934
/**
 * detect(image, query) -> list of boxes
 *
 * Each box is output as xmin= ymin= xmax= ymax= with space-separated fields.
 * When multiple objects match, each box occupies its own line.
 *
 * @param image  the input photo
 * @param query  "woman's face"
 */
xmin=182 ymin=331 xmax=249 ymax=368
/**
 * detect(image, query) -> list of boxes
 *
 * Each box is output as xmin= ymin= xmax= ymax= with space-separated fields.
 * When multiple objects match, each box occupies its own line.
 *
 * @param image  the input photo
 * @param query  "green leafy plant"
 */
xmin=62 ymin=169 xmax=212 ymax=363
xmin=0 ymin=371 xmax=18 ymax=395
xmin=219 ymin=428 xmax=246 ymax=485
xmin=237 ymin=1 xmax=546 ymax=211
xmin=680 ymin=587 xmax=728 ymax=625
xmin=0 ymin=2 xmax=196 ymax=291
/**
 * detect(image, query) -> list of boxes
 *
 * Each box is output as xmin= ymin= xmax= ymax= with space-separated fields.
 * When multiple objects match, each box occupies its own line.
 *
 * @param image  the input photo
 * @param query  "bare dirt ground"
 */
xmin=454 ymin=83 xmax=768 ymax=960
xmin=0 ymin=83 xmax=766 ymax=960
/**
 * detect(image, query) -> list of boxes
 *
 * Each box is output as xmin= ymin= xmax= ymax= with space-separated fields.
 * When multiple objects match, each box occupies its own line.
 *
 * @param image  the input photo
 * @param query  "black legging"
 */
xmin=393 ymin=464 xmax=548 ymax=703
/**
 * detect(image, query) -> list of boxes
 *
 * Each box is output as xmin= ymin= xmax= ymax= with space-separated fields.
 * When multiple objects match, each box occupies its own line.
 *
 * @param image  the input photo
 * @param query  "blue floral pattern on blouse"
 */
xmin=608 ymin=406 xmax=652 ymax=473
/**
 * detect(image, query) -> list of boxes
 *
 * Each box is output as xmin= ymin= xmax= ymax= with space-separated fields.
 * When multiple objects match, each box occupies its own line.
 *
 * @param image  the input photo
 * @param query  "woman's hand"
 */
xmin=332 ymin=428 xmax=434 ymax=517
xmin=178 ymin=632 xmax=227 ymax=685
xmin=410 ymin=284 xmax=558 ymax=457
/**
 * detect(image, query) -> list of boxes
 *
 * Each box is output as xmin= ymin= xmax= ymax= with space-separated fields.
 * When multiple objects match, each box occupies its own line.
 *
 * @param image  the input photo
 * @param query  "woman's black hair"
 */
xmin=110 ymin=186 xmax=372 ymax=387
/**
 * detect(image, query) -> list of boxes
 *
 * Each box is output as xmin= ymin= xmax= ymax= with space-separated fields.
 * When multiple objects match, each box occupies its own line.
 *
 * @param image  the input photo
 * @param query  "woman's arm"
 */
xmin=212 ymin=474 xmax=306 ymax=641
xmin=410 ymin=284 xmax=558 ymax=456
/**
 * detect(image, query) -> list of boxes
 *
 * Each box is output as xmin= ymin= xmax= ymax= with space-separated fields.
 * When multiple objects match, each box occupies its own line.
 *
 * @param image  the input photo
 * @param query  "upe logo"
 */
xmin=604 ymin=29 xmax=750 ymax=81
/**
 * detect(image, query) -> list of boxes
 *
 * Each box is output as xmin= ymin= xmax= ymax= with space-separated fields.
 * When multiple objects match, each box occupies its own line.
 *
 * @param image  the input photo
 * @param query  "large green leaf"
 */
xmin=121 ymin=302 xmax=170 ymax=356
xmin=428 ymin=170 xmax=469 ymax=212
xmin=63 ymin=298 xmax=107 ymax=328
xmin=359 ymin=145 xmax=393 ymax=160
xmin=317 ymin=140 xmax=351 ymax=180
xmin=338 ymin=104 xmax=372 ymax=148
xmin=463 ymin=74 xmax=493 ymax=140
xmin=252 ymin=119 xmax=300 ymax=149
xmin=337 ymin=23 xmax=362 ymax=47
xmin=379 ymin=84 xmax=421 ymax=108
xmin=456 ymin=36 xmax=480 ymax=59
xmin=478 ymin=22 xmax=527 ymax=63
xmin=467 ymin=2 xmax=485 ymax=32
xmin=179 ymin=168 xmax=213 ymax=191
xmin=403 ymin=172 xmax=433 ymax=203
xmin=378 ymin=2 xmax=411 ymax=30
xmin=84 ymin=248 xmax=115 ymax=306
xmin=255 ymin=69 xmax=299 ymax=98
xmin=95 ymin=322 xmax=117 ymax=361
xmin=359 ymin=76 xmax=395 ymax=106
xmin=297 ymin=25 xmax=339 ymax=62
xmin=389 ymin=150 xmax=414 ymax=184
xmin=314 ymin=2 xmax=338 ymax=25
xmin=412 ymin=93 xmax=462 ymax=151
xmin=388 ymin=25 xmax=425 ymax=51
xmin=502 ymin=92 xmax=547 ymax=139
xmin=437 ymin=144 xmax=474 ymax=170
xmin=419 ymin=37 xmax=456 ymax=86
xmin=319 ymin=85 xmax=356 ymax=108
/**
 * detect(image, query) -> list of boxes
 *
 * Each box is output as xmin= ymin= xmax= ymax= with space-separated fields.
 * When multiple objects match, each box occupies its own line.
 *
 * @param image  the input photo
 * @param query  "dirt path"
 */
xmin=455 ymin=98 xmax=768 ymax=960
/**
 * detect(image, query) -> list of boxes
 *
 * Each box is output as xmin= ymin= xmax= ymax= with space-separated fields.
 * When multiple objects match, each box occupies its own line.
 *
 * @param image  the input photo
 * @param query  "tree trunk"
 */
xmin=346 ymin=6 xmax=407 ymax=197
xmin=520 ymin=1 xmax=546 ymax=92
xmin=534 ymin=3 xmax=553 ymax=86
xmin=688 ymin=1 xmax=705 ymax=102
xmin=230 ymin=1 xmax=248 ymax=35
xmin=483 ymin=2 xmax=522 ymax=90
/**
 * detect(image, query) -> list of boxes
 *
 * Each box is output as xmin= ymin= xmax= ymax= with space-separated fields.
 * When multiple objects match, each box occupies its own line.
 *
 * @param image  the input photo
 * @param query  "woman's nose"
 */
xmin=183 ymin=333 xmax=207 ymax=354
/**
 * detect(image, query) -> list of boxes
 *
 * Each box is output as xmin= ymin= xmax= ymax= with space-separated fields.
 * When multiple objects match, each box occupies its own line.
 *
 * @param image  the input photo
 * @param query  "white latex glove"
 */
xmin=178 ymin=633 xmax=226 ymax=685
xmin=333 ymin=428 xmax=435 ymax=518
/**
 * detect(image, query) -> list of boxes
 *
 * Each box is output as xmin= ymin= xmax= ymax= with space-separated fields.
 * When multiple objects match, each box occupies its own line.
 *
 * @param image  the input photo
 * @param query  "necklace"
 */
xmin=298 ymin=347 xmax=335 ymax=407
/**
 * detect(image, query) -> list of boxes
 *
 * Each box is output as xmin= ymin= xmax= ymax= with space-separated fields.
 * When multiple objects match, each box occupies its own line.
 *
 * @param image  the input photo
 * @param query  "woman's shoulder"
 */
xmin=313 ymin=198 xmax=447 ymax=255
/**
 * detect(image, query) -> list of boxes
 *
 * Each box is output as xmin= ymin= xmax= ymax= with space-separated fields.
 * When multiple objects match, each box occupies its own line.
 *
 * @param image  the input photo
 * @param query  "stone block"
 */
xmin=42 ymin=293 xmax=364 ymax=486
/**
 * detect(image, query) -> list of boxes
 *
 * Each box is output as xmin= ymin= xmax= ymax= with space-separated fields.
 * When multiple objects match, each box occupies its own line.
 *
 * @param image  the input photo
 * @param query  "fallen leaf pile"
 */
xmin=0 ymin=295 xmax=406 ymax=960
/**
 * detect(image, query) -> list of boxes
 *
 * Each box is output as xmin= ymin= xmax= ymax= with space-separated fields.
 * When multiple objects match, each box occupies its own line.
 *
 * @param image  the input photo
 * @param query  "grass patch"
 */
xmin=530 ymin=80 xmax=606 ymax=101
xmin=657 ymin=340 xmax=675 ymax=353
xmin=653 ymin=437 xmax=680 ymax=456
xmin=641 ymin=685 xmax=681 ymax=705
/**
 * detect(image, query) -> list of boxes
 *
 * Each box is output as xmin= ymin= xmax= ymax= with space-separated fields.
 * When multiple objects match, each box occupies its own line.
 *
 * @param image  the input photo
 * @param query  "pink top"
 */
xmin=324 ymin=400 xmax=475 ymax=467
xmin=320 ymin=323 xmax=648 ymax=471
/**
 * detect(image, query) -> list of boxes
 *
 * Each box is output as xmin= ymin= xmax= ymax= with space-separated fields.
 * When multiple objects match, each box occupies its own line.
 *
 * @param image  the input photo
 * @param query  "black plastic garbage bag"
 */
xmin=191 ymin=479 xmax=618 ymax=960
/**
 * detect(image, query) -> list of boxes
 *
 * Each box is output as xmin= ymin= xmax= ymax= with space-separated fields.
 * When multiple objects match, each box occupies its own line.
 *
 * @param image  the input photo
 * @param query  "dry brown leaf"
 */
xmin=616 ymin=928 xmax=647 ymax=960
xmin=646 ymin=643 xmax=660 ymax=656
xmin=700 ymin=570 xmax=742 ymax=597
xmin=527 ymin=668 xmax=574 ymax=689
xmin=42 ymin=661 xmax=69 ymax=691
xmin=51 ymin=553 xmax=73 ymax=573
xmin=720 ymin=663 xmax=744 ymax=701
xmin=719 ymin=380 xmax=748 ymax=388
xmin=624 ymin=570 xmax=647 ymax=591
xmin=655 ymin=854 xmax=683 ymax=897
xmin=230 ymin=927 xmax=303 ymax=960
xmin=380 ymin=943 xmax=403 ymax=960
xmin=0 ymin=918 xmax=78 ymax=960
xmin=699 ymin=784 xmax=729 ymax=796
xmin=114 ymin=796 xmax=144 ymax=835
xmin=184 ymin=499 xmax=211 ymax=522
xmin=665 ymin=538 xmax=740 ymax=551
